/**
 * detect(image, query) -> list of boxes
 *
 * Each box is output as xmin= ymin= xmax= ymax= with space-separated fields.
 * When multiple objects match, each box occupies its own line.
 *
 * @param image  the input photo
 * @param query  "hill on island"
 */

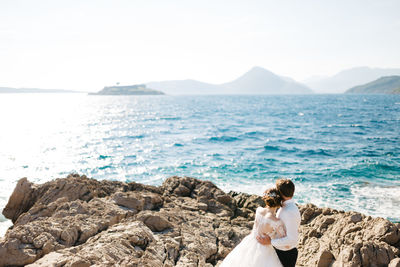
xmin=0 ymin=87 xmax=82 ymax=93
xmin=147 ymin=66 xmax=313 ymax=95
xmin=345 ymin=76 xmax=400 ymax=94
xmin=303 ymin=67 xmax=400 ymax=94
xmin=90 ymin=84 xmax=164 ymax=95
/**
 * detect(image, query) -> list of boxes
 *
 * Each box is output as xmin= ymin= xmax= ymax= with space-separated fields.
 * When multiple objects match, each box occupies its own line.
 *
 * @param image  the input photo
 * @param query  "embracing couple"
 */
xmin=221 ymin=179 xmax=301 ymax=267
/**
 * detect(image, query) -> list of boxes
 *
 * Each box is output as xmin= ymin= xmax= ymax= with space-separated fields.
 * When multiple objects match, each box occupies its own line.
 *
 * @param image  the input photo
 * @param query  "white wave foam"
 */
xmin=350 ymin=185 xmax=400 ymax=221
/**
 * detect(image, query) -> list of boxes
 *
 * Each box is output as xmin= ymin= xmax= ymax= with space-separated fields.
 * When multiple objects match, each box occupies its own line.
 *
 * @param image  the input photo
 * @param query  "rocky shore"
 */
xmin=1 ymin=174 xmax=399 ymax=267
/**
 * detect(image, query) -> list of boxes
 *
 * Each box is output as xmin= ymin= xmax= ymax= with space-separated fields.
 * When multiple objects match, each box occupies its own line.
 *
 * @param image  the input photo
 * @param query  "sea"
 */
xmin=1 ymin=93 xmax=400 ymax=236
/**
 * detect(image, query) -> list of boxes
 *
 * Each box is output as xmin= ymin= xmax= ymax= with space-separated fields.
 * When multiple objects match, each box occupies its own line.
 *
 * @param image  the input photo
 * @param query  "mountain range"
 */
xmin=147 ymin=67 xmax=313 ymax=95
xmin=3 ymin=66 xmax=400 ymax=95
xmin=303 ymin=67 xmax=400 ymax=94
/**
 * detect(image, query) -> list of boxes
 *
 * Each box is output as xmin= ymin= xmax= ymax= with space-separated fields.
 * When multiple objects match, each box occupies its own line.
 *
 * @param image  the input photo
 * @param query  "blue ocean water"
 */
xmin=1 ymin=93 xmax=400 ymax=235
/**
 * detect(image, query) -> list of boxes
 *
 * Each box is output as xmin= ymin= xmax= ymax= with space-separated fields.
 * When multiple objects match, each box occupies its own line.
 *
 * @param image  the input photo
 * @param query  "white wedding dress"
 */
xmin=220 ymin=207 xmax=286 ymax=267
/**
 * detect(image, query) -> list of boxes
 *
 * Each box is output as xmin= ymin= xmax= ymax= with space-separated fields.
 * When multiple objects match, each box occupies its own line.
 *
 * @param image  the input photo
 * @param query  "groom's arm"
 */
xmin=271 ymin=209 xmax=300 ymax=249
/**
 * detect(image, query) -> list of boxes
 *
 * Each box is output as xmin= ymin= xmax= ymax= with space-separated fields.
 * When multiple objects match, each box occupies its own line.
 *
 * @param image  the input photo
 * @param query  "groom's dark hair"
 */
xmin=276 ymin=178 xmax=295 ymax=198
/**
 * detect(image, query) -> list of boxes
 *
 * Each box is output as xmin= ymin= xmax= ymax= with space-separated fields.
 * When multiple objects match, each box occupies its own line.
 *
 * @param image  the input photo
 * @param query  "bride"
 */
xmin=220 ymin=188 xmax=286 ymax=267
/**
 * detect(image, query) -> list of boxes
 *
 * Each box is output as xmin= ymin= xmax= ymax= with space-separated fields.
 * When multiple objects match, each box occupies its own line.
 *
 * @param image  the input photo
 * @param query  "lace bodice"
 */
xmin=252 ymin=207 xmax=286 ymax=239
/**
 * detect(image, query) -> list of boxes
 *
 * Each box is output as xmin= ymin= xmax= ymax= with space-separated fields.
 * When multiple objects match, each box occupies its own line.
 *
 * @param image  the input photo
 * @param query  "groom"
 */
xmin=256 ymin=178 xmax=301 ymax=267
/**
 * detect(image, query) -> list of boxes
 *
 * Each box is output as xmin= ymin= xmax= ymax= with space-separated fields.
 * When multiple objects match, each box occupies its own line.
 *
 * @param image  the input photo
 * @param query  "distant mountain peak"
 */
xmin=249 ymin=66 xmax=269 ymax=72
xmin=220 ymin=67 xmax=312 ymax=94
xmin=227 ymin=67 xmax=282 ymax=84
xmin=146 ymin=66 xmax=312 ymax=95
xmin=245 ymin=66 xmax=275 ymax=76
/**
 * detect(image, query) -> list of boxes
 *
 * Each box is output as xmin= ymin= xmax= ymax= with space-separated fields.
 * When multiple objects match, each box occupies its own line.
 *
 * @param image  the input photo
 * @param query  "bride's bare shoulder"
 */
xmin=256 ymin=206 xmax=268 ymax=215
xmin=259 ymin=208 xmax=281 ymax=223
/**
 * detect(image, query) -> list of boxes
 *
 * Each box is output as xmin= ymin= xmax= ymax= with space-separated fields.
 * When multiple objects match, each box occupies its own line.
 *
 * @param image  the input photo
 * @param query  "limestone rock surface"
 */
xmin=0 ymin=174 xmax=399 ymax=267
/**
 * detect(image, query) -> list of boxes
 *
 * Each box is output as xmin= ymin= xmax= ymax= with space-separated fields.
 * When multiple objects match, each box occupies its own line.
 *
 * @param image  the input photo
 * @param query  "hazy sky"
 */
xmin=1 ymin=0 xmax=400 ymax=91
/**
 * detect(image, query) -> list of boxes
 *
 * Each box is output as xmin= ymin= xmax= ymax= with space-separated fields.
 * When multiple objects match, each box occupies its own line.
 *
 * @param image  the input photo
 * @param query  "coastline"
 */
xmin=1 ymin=174 xmax=399 ymax=266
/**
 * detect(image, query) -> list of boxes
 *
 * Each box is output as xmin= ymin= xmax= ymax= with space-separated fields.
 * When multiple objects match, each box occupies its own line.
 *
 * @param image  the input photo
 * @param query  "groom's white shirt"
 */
xmin=271 ymin=199 xmax=301 ymax=251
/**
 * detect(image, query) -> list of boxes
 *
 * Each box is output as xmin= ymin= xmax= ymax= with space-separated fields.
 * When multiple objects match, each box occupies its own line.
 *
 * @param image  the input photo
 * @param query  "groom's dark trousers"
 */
xmin=275 ymin=247 xmax=298 ymax=267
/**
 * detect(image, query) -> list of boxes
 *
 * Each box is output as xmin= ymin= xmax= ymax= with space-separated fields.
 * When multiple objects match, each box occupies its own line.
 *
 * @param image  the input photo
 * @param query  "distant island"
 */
xmin=89 ymin=84 xmax=164 ymax=95
xmin=345 ymin=75 xmax=400 ymax=94
xmin=303 ymin=66 xmax=400 ymax=94
xmin=0 ymin=87 xmax=82 ymax=93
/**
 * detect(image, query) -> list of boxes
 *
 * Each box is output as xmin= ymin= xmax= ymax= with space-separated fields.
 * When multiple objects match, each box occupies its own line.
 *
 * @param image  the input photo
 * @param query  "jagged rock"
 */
xmin=2 ymin=178 xmax=38 ymax=222
xmin=163 ymin=176 xmax=236 ymax=218
xmin=113 ymin=191 xmax=163 ymax=212
xmin=0 ymin=197 xmax=132 ymax=266
xmin=1 ymin=174 xmax=400 ymax=267
xmin=3 ymin=174 xmax=122 ymax=226
xmin=136 ymin=211 xmax=172 ymax=232
xmin=229 ymin=191 xmax=264 ymax=211
xmin=27 ymin=221 xmax=155 ymax=266
xmin=298 ymin=204 xmax=400 ymax=267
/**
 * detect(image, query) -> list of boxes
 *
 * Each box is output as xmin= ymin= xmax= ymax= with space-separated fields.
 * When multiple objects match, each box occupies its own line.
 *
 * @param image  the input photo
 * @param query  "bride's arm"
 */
xmin=256 ymin=219 xmax=286 ymax=245
xmin=274 ymin=221 xmax=286 ymax=239
xmin=259 ymin=222 xmax=274 ymax=236
xmin=270 ymin=209 xmax=300 ymax=249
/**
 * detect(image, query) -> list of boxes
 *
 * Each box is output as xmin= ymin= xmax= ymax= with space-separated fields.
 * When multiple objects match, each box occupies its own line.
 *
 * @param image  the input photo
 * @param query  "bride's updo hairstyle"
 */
xmin=262 ymin=188 xmax=282 ymax=208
